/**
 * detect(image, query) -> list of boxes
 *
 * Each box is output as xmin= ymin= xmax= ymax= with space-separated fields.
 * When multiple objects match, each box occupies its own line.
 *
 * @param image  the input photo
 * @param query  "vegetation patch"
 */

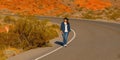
xmin=0 ymin=15 xmax=60 ymax=60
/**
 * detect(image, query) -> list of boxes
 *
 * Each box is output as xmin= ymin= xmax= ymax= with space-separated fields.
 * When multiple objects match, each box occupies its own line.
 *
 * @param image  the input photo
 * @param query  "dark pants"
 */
xmin=62 ymin=32 xmax=69 ymax=45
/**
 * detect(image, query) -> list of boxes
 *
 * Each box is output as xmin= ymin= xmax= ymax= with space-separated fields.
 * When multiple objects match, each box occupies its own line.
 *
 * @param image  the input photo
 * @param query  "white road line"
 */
xmin=67 ymin=29 xmax=76 ymax=44
xmin=35 ymin=29 xmax=76 ymax=60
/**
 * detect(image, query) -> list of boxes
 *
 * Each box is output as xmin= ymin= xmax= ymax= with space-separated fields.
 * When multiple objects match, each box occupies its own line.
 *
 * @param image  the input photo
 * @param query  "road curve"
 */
xmin=8 ymin=16 xmax=120 ymax=60
xmin=36 ymin=17 xmax=120 ymax=60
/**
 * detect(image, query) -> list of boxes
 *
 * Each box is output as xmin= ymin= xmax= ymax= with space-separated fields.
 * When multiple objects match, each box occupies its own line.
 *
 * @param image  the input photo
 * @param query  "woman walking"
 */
xmin=60 ymin=17 xmax=71 ymax=47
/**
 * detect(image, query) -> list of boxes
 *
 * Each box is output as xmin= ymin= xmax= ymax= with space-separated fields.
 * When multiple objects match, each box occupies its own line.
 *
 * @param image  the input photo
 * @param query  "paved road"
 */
xmin=8 ymin=16 xmax=120 ymax=60
xmin=37 ymin=17 xmax=120 ymax=60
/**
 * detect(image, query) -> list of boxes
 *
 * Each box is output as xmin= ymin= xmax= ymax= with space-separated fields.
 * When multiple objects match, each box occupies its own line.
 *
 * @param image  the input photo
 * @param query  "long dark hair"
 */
xmin=63 ymin=17 xmax=69 ymax=24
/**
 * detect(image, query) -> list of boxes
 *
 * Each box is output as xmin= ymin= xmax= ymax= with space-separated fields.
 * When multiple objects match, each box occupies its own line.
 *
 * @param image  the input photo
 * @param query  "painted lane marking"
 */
xmin=35 ymin=29 xmax=76 ymax=60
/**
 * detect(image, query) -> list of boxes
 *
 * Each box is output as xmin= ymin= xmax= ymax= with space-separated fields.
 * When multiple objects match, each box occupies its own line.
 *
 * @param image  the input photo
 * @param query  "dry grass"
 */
xmin=0 ymin=50 xmax=6 ymax=60
xmin=0 ymin=15 xmax=60 ymax=60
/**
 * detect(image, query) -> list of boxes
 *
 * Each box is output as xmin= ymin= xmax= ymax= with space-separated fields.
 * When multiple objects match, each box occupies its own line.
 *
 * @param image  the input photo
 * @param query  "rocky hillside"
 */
xmin=0 ymin=0 xmax=119 ymax=21
xmin=0 ymin=0 xmax=112 ymax=15
xmin=110 ymin=0 xmax=120 ymax=8
xmin=0 ymin=0 xmax=71 ymax=16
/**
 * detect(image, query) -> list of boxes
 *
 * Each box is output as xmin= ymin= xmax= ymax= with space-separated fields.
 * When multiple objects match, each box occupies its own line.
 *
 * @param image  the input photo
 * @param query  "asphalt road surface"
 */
xmin=8 ymin=16 xmax=120 ymax=60
xmin=37 ymin=17 xmax=120 ymax=60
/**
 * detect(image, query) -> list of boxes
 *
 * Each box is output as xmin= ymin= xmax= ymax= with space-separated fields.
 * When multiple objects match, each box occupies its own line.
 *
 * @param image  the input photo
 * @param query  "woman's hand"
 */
xmin=61 ymin=31 xmax=63 ymax=34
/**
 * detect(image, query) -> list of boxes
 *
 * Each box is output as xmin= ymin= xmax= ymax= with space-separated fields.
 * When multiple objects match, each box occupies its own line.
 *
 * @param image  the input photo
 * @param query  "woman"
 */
xmin=60 ymin=17 xmax=71 ymax=47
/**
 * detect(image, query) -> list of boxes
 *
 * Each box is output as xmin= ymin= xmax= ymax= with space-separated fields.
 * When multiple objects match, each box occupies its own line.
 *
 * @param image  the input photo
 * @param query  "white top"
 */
xmin=64 ymin=22 xmax=68 ymax=32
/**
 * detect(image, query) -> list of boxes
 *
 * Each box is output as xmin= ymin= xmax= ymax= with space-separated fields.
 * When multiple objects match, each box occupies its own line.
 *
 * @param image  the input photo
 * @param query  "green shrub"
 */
xmin=0 ymin=50 xmax=6 ymax=60
xmin=80 ymin=7 xmax=120 ymax=20
xmin=12 ymin=19 xmax=58 ymax=49
xmin=0 ymin=15 xmax=59 ymax=51
xmin=106 ymin=8 xmax=120 ymax=20
xmin=0 ymin=15 xmax=60 ymax=60
xmin=4 ymin=16 xmax=16 ymax=24
xmin=81 ymin=10 xmax=97 ymax=19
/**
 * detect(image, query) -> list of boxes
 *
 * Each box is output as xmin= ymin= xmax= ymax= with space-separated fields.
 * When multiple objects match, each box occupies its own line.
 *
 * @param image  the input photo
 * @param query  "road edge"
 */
xmin=35 ymin=29 xmax=76 ymax=60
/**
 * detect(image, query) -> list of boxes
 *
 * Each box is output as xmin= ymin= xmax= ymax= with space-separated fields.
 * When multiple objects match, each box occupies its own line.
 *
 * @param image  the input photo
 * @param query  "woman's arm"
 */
xmin=60 ymin=22 xmax=63 ymax=34
xmin=68 ymin=23 xmax=71 ymax=32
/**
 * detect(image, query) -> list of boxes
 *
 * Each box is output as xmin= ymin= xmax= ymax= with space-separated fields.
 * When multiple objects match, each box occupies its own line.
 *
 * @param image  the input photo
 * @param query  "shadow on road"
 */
xmin=117 ymin=54 xmax=120 ymax=59
xmin=55 ymin=41 xmax=64 ymax=46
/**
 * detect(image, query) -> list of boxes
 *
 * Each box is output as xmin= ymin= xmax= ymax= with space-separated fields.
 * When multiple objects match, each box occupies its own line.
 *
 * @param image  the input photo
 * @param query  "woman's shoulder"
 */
xmin=68 ymin=22 xmax=70 ymax=24
xmin=61 ymin=22 xmax=64 ymax=24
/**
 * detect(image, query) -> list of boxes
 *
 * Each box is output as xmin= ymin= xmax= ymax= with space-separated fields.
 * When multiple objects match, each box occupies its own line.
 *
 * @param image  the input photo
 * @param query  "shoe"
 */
xmin=64 ymin=44 xmax=67 ymax=47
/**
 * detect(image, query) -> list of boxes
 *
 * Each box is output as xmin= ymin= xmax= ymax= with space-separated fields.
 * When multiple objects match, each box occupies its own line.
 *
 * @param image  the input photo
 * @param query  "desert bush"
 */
xmin=0 ymin=16 xmax=58 ymax=60
xmin=0 ymin=15 xmax=2 ymax=19
xmin=0 ymin=50 xmax=6 ymax=60
xmin=80 ymin=7 xmax=120 ymax=20
xmin=4 ymin=16 xmax=16 ymax=24
xmin=0 ymin=16 xmax=60 ymax=60
xmin=105 ymin=8 xmax=120 ymax=20
xmin=81 ymin=10 xmax=97 ymax=19
xmin=7 ymin=17 xmax=59 ymax=50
